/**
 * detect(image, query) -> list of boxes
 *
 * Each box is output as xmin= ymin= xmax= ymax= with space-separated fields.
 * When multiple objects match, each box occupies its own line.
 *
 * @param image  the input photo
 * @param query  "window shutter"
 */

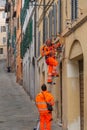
xmin=49 ymin=10 xmax=52 ymax=38
xmin=75 ymin=0 xmax=78 ymax=19
xmin=38 ymin=31 xmax=40 ymax=56
xmin=58 ymin=0 xmax=61 ymax=34
xmin=52 ymin=4 xmax=54 ymax=36
xmin=71 ymin=0 xmax=78 ymax=20
xmin=45 ymin=17 xmax=48 ymax=41
xmin=54 ymin=4 xmax=57 ymax=38
xmin=71 ymin=0 xmax=74 ymax=20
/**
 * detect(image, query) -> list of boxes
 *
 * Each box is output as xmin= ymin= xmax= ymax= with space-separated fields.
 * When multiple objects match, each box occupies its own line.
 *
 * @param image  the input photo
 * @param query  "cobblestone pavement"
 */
xmin=0 ymin=60 xmax=62 ymax=130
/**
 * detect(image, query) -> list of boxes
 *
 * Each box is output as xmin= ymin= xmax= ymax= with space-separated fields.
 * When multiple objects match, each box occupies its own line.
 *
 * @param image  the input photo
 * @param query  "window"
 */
xmin=49 ymin=10 xmax=52 ymax=38
xmin=53 ymin=4 xmax=57 ymax=37
xmin=0 ymin=48 xmax=3 ymax=54
xmin=17 ymin=16 xmax=19 ymax=29
xmin=38 ymin=31 xmax=40 ymax=56
xmin=71 ymin=0 xmax=78 ymax=20
xmin=3 ymin=37 xmax=6 ymax=44
xmin=58 ymin=0 xmax=61 ymax=34
xmin=2 ymin=12 xmax=5 ymax=18
xmin=1 ymin=26 xmax=6 ymax=32
xmin=0 ymin=26 xmax=1 ymax=32
xmin=45 ymin=16 xmax=48 ymax=41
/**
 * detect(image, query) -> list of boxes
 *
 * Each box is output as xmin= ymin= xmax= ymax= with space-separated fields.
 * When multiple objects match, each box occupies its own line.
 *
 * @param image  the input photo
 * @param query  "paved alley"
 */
xmin=0 ymin=60 xmax=39 ymax=130
xmin=0 ymin=60 xmax=62 ymax=130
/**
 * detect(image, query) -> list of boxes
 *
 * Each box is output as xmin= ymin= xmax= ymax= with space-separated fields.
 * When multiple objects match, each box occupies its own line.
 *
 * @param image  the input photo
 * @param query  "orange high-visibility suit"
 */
xmin=36 ymin=90 xmax=54 ymax=130
xmin=40 ymin=40 xmax=61 ymax=83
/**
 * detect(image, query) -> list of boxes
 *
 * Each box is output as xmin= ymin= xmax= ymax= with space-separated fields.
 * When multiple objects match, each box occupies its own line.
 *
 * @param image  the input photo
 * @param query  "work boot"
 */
xmin=52 ymin=73 xmax=59 ymax=77
xmin=47 ymin=82 xmax=56 ymax=85
xmin=47 ymin=82 xmax=52 ymax=84
xmin=47 ymin=79 xmax=52 ymax=84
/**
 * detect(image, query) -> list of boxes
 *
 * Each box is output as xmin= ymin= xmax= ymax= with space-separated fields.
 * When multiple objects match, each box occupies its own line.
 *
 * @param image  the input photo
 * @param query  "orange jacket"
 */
xmin=35 ymin=91 xmax=54 ymax=114
xmin=40 ymin=42 xmax=61 ymax=57
xmin=40 ymin=45 xmax=55 ymax=57
xmin=40 ymin=45 xmax=50 ymax=57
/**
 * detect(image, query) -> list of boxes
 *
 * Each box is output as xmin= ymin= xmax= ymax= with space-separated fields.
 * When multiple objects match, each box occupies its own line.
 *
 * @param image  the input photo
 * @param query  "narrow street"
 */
xmin=0 ymin=60 xmax=62 ymax=130
xmin=0 ymin=60 xmax=38 ymax=130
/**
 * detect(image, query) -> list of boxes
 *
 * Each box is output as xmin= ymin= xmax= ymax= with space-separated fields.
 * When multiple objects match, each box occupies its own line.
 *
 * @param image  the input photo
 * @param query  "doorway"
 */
xmin=79 ymin=60 xmax=84 ymax=130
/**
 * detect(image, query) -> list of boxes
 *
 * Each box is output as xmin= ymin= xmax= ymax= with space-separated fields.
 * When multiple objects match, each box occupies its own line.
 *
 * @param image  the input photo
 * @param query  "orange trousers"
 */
xmin=46 ymin=57 xmax=58 ymax=73
xmin=46 ymin=57 xmax=58 ymax=83
xmin=40 ymin=112 xmax=52 ymax=130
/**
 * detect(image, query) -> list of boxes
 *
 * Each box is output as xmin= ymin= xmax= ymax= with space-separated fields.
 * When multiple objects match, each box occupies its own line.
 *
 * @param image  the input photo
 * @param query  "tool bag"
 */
xmin=46 ymin=102 xmax=53 ymax=111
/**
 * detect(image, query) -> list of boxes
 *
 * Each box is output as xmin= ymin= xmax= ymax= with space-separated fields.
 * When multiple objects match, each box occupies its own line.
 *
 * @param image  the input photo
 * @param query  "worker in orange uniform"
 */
xmin=35 ymin=84 xmax=54 ymax=130
xmin=40 ymin=39 xmax=61 ymax=84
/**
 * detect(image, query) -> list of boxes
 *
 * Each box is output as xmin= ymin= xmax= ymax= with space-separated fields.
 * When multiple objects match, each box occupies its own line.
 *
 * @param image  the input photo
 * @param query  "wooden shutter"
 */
xmin=71 ymin=0 xmax=78 ymax=20
xmin=75 ymin=0 xmax=78 ymax=19
xmin=53 ymin=4 xmax=57 ymax=38
xmin=45 ymin=16 xmax=48 ymax=41
xmin=49 ymin=10 xmax=52 ymax=38
xmin=38 ymin=31 xmax=40 ymax=56
xmin=71 ymin=0 xmax=74 ymax=20
xmin=58 ymin=0 xmax=61 ymax=34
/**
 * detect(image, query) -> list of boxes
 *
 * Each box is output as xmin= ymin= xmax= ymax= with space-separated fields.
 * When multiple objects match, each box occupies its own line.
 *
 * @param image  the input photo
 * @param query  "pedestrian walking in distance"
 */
xmin=35 ymin=84 xmax=54 ymax=130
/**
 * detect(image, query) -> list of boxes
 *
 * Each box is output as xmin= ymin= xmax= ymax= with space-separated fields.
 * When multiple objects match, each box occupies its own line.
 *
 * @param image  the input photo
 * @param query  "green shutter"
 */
xmin=20 ymin=19 xmax=33 ymax=58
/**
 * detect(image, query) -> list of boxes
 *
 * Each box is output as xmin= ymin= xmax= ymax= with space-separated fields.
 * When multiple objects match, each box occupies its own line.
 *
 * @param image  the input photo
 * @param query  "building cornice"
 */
xmin=62 ymin=13 xmax=87 ymax=37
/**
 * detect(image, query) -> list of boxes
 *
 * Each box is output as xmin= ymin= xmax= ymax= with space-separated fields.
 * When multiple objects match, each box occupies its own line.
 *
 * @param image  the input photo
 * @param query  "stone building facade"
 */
xmin=5 ymin=0 xmax=87 ymax=130
xmin=36 ymin=0 xmax=87 ymax=130
xmin=16 ymin=0 xmax=23 ymax=85
xmin=0 ymin=7 xmax=7 ymax=60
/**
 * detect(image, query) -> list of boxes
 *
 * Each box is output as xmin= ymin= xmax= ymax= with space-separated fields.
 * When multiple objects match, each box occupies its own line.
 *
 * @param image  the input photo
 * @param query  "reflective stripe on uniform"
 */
xmin=36 ymin=102 xmax=46 ymax=105
xmin=39 ymin=108 xmax=48 ymax=111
